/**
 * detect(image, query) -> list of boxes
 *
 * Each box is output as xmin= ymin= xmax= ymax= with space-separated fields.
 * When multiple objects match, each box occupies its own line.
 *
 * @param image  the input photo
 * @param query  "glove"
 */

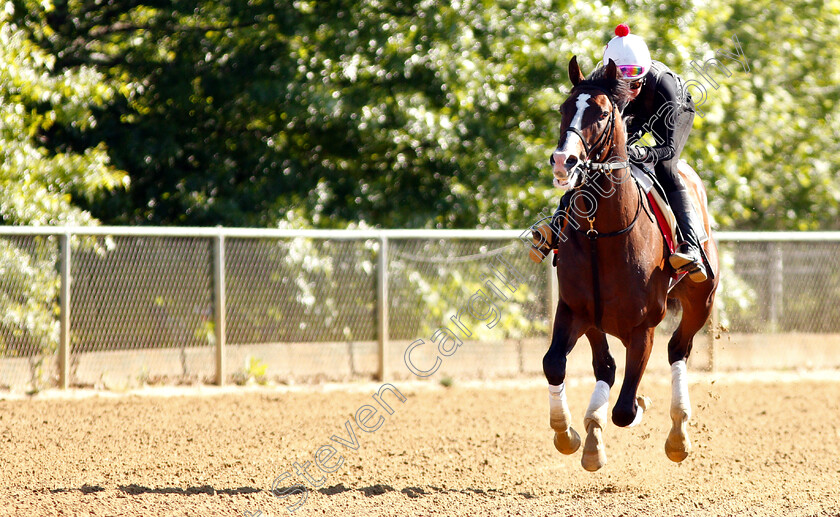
xmin=627 ymin=145 xmax=649 ymax=164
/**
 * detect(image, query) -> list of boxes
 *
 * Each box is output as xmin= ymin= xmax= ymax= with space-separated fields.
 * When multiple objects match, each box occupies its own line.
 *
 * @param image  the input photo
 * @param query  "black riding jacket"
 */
xmin=623 ymin=61 xmax=694 ymax=164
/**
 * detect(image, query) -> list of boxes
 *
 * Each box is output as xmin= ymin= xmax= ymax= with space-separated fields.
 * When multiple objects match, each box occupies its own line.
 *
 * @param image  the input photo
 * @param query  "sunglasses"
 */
xmin=618 ymin=65 xmax=645 ymax=78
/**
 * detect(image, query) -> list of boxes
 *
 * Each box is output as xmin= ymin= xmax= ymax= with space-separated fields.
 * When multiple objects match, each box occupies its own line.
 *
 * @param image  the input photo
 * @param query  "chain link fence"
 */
xmin=0 ymin=228 xmax=838 ymax=392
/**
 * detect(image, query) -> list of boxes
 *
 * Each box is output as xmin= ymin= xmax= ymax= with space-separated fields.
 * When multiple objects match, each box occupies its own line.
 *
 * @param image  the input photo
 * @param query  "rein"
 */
xmin=556 ymin=85 xmax=640 ymax=332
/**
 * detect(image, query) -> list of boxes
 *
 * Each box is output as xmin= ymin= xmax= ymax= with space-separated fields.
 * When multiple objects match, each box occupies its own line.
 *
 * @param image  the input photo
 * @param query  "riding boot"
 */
xmin=665 ymin=189 xmax=708 ymax=283
xmin=530 ymin=191 xmax=574 ymax=263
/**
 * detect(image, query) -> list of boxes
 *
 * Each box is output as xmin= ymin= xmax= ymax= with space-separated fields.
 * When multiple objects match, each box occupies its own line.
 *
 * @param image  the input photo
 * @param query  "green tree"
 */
xmin=18 ymin=1 xmax=602 ymax=228
xmin=14 ymin=0 xmax=840 ymax=231
xmin=1 ymin=9 xmax=126 ymax=225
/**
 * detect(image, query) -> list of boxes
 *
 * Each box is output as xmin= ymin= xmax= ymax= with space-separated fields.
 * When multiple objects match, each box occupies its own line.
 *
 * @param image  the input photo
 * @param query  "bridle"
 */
xmin=554 ymin=85 xmax=629 ymax=179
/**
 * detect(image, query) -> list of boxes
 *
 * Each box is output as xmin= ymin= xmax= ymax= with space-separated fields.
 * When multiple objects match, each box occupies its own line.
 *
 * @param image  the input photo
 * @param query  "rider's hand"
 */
xmin=627 ymin=145 xmax=649 ymax=163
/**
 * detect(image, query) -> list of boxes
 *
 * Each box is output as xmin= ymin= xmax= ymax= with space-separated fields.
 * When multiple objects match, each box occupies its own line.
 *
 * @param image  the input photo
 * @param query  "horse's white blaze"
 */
xmin=670 ymin=359 xmax=691 ymax=420
xmin=584 ymin=379 xmax=610 ymax=430
xmin=570 ymin=93 xmax=591 ymax=130
xmin=555 ymin=93 xmax=591 ymax=158
xmin=553 ymin=93 xmax=591 ymax=190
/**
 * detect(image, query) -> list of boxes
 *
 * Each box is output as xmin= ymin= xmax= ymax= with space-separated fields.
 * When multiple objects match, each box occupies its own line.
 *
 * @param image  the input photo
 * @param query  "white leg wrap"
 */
xmin=670 ymin=360 xmax=691 ymax=420
xmin=583 ymin=380 xmax=610 ymax=430
xmin=548 ymin=383 xmax=572 ymax=431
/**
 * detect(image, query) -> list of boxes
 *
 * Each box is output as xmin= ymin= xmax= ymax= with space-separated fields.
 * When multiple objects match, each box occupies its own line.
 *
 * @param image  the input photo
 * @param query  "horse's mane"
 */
xmin=575 ymin=65 xmax=633 ymax=112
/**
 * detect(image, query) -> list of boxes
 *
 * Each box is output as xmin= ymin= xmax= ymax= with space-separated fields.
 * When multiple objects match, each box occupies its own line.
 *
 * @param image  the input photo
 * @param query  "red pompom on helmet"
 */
xmin=615 ymin=24 xmax=630 ymax=37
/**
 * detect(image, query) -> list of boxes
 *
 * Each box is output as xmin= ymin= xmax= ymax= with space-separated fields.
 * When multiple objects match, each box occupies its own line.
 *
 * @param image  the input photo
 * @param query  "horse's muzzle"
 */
xmin=553 ymin=154 xmax=581 ymax=189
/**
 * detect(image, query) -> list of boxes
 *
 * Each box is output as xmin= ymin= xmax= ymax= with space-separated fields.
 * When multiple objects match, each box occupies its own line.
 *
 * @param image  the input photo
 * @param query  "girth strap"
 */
xmin=588 ymin=232 xmax=603 ymax=331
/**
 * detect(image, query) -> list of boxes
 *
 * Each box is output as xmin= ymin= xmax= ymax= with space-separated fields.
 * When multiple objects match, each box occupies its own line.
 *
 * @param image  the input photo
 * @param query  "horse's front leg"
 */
xmin=580 ymin=329 xmax=615 ymax=471
xmin=612 ymin=326 xmax=654 ymax=428
xmin=543 ymin=302 xmax=585 ymax=455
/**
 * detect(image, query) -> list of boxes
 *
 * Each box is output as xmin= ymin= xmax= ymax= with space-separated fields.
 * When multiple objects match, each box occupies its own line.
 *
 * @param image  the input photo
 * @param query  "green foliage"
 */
xmin=7 ymin=1 xmax=628 ymax=227
xmin=0 ymin=10 xmax=127 ymax=226
xmin=672 ymin=0 xmax=840 ymax=230
xmin=7 ymin=0 xmax=840 ymax=231
xmin=3 ymin=0 xmax=840 ymax=375
xmin=0 ymin=7 xmax=127 ymax=367
xmin=233 ymin=355 xmax=268 ymax=385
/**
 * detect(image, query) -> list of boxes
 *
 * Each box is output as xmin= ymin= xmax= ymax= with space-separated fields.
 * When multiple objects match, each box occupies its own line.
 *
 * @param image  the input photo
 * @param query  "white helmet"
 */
xmin=603 ymin=24 xmax=652 ymax=79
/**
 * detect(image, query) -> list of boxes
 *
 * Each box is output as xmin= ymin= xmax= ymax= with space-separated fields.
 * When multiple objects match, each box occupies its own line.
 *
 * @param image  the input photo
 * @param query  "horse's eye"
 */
xmin=600 ymin=111 xmax=609 ymax=120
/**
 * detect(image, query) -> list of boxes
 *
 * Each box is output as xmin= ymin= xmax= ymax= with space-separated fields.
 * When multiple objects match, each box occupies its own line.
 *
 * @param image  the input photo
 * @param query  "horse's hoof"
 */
xmin=529 ymin=245 xmax=548 ymax=264
xmin=665 ymin=433 xmax=692 ymax=463
xmin=553 ymin=427 xmax=581 ymax=455
xmin=581 ymin=425 xmax=607 ymax=471
xmin=665 ymin=410 xmax=692 ymax=462
xmin=532 ymin=225 xmax=553 ymax=247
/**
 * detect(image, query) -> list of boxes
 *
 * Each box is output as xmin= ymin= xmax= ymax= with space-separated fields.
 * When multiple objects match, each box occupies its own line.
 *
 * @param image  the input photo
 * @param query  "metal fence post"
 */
xmin=377 ymin=235 xmax=389 ymax=381
xmin=58 ymin=231 xmax=72 ymax=389
xmin=768 ymin=243 xmax=783 ymax=332
xmin=213 ymin=231 xmax=226 ymax=386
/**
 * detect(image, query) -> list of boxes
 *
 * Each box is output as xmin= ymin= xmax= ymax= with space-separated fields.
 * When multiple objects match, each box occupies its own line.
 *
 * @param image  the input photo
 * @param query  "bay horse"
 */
xmin=542 ymin=57 xmax=719 ymax=471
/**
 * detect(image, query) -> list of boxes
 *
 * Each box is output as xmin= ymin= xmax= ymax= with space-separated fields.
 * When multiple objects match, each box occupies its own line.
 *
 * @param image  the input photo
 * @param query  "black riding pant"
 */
xmin=653 ymin=106 xmax=694 ymax=194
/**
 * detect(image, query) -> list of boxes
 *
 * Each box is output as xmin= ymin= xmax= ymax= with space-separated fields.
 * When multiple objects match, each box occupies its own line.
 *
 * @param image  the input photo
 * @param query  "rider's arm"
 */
xmin=639 ymin=72 xmax=684 ymax=164
xmin=624 ymin=113 xmax=644 ymax=145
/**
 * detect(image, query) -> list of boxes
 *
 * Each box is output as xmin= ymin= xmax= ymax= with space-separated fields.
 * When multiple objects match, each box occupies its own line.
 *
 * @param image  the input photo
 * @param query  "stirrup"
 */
xmin=669 ymin=243 xmax=707 ymax=282
xmin=682 ymin=262 xmax=708 ymax=283
xmin=669 ymin=252 xmax=707 ymax=282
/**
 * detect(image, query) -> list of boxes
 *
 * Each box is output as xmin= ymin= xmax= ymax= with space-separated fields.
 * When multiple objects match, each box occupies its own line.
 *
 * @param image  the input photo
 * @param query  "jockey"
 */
xmin=543 ymin=24 xmax=707 ymax=282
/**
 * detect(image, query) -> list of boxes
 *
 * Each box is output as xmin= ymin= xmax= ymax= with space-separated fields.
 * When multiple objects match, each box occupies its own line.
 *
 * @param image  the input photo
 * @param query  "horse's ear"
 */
xmin=605 ymin=59 xmax=619 ymax=80
xmin=569 ymin=56 xmax=584 ymax=86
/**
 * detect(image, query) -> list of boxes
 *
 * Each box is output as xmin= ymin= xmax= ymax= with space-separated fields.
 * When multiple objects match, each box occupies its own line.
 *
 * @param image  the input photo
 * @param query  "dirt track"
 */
xmin=1 ymin=373 xmax=839 ymax=516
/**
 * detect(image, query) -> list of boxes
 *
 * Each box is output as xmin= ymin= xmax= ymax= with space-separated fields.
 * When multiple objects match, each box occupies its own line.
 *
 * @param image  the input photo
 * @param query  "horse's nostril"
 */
xmin=565 ymin=157 xmax=578 ymax=169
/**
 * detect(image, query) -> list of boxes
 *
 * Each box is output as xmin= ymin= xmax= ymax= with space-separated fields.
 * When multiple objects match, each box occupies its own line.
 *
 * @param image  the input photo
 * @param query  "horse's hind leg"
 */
xmin=581 ymin=329 xmax=616 ymax=471
xmin=665 ymin=289 xmax=715 ymax=462
xmin=544 ymin=302 xmax=585 ymax=456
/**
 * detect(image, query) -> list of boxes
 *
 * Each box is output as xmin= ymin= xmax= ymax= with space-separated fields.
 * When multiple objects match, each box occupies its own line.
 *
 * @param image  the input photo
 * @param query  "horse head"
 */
xmin=551 ymin=57 xmax=631 ymax=190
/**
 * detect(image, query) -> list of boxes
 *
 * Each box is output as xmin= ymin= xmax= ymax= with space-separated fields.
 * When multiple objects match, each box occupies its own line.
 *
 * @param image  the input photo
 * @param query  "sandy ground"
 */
xmin=1 ymin=372 xmax=840 ymax=517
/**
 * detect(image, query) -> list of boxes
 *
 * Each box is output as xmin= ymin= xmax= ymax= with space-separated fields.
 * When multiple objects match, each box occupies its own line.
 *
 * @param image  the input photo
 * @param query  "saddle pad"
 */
xmin=647 ymin=189 xmax=678 ymax=253
xmin=633 ymin=161 xmax=711 ymax=247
